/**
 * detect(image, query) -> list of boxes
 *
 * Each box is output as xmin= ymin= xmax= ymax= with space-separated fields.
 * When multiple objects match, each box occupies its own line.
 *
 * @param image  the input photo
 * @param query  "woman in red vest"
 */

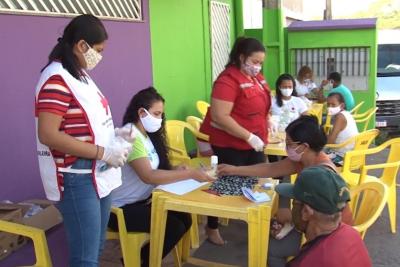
xmin=200 ymin=37 xmax=272 ymax=245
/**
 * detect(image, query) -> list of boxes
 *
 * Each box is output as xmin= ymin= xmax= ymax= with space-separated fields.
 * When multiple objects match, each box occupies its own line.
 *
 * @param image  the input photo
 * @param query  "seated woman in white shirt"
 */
xmin=295 ymin=65 xmax=318 ymax=106
xmin=271 ymin=73 xmax=308 ymax=131
xmin=326 ymin=92 xmax=359 ymax=165
xmin=108 ymin=87 xmax=214 ymax=267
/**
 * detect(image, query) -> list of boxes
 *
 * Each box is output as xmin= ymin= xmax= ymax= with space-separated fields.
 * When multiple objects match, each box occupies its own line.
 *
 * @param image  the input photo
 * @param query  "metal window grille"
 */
xmin=292 ymin=47 xmax=370 ymax=90
xmin=0 ymin=0 xmax=142 ymax=21
xmin=293 ymin=47 xmax=370 ymax=77
xmin=210 ymin=1 xmax=231 ymax=81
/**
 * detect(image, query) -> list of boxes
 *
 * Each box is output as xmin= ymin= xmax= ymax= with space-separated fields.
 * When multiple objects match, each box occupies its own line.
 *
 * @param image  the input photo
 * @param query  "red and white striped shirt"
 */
xmin=35 ymin=75 xmax=93 ymax=168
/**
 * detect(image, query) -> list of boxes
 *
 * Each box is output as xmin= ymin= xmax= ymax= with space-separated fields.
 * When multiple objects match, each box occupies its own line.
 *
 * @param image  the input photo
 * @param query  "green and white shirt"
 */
xmin=111 ymin=123 xmax=159 ymax=207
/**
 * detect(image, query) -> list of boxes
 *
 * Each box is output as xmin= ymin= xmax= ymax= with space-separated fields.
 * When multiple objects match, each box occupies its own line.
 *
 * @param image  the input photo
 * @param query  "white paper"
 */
xmin=156 ymin=179 xmax=209 ymax=195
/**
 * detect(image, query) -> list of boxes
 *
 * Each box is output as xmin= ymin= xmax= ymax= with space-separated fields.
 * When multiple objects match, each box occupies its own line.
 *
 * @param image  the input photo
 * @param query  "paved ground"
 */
xmin=1 ymin=150 xmax=397 ymax=266
xmin=99 ymin=149 xmax=400 ymax=267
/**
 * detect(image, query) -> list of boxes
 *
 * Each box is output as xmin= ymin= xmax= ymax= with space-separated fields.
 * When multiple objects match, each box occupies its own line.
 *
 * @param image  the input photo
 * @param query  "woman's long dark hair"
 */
xmin=42 ymin=14 xmax=108 ymax=81
xmin=275 ymin=73 xmax=298 ymax=107
xmin=122 ymin=87 xmax=171 ymax=170
xmin=226 ymin=37 xmax=265 ymax=68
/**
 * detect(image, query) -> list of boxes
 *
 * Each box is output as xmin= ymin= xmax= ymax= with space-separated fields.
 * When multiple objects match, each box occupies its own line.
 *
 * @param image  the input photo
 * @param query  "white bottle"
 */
xmin=210 ymin=155 xmax=218 ymax=177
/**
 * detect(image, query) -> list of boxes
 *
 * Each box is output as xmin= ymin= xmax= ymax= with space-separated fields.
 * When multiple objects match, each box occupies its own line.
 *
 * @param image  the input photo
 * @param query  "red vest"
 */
xmin=201 ymin=66 xmax=271 ymax=150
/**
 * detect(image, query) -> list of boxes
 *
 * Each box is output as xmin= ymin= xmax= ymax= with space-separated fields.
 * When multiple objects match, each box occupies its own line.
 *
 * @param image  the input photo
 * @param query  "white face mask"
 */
xmin=280 ymin=88 xmax=293 ymax=97
xmin=140 ymin=108 xmax=163 ymax=133
xmin=83 ymin=42 xmax=103 ymax=70
xmin=327 ymin=106 xmax=342 ymax=116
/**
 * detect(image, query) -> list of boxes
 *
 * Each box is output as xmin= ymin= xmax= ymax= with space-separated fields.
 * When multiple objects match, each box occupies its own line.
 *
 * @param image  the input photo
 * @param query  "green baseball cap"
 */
xmin=275 ymin=166 xmax=350 ymax=214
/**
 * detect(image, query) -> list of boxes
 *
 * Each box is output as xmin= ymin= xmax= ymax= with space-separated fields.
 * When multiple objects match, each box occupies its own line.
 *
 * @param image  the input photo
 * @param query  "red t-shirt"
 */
xmin=287 ymin=223 xmax=372 ymax=267
xmin=201 ymin=66 xmax=271 ymax=150
xmin=35 ymin=75 xmax=94 ymax=168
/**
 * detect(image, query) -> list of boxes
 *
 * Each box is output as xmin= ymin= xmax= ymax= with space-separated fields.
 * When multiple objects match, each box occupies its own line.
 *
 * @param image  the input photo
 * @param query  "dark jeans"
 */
xmin=269 ymin=171 xmax=300 ymax=267
xmin=207 ymin=146 xmax=266 ymax=229
xmin=108 ymin=199 xmax=191 ymax=267
xmin=268 ymin=229 xmax=302 ymax=267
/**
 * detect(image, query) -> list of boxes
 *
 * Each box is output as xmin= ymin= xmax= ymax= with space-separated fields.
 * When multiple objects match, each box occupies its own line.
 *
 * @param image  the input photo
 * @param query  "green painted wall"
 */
xmin=150 ymin=0 xmax=209 ymax=121
xmin=149 ymin=0 xmax=242 ymax=121
xmin=244 ymin=29 xmax=263 ymax=41
xmin=262 ymin=7 xmax=285 ymax=89
xmin=287 ymin=28 xmax=378 ymax=128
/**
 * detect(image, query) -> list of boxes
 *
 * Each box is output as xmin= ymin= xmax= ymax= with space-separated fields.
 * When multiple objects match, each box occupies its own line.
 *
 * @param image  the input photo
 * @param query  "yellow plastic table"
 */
xmin=265 ymin=142 xmax=287 ymax=156
xmin=265 ymin=132 xmax=287 ymax=156
xmin=149 ymin=179 xmax=278 ymax=267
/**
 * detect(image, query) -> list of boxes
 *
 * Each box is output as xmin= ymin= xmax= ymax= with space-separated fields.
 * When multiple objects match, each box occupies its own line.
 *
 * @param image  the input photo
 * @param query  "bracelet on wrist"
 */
xmin=95 ymin=145 xmax=99 ymax=160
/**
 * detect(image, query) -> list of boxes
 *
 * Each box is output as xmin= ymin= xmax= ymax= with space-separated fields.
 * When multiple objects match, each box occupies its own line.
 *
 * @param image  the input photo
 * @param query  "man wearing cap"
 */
xmin=275 ymin=166 xmax=372 ymax=267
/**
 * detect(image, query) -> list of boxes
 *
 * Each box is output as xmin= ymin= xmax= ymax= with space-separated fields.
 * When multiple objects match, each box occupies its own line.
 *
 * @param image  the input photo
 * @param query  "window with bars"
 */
xmin=291 ymin=47 xmax=371 ymax=91
xmin=0 ymin=0 xmax=142 ymax=21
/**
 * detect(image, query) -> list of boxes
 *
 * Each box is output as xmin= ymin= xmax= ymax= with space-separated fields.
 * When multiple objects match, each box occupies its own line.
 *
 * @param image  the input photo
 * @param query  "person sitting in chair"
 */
xmin=325 ymin=92 xmax=359 ymax=165
xmin=275 ymin=166 xmax=372 ymax=267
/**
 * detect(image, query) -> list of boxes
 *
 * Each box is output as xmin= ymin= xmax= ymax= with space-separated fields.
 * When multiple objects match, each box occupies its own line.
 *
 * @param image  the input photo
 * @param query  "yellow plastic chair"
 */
xmin=335 ymin=129 xmax=379 ymax=184
xmin=165 ymin=120 xmax=209 ymax=167
xmin=106 ymin=207 xmax=181 ymax=266
xmin=186 ymin=116 xmax=203 ymax=131
xmin=185 ymin=116 xmax=209 ymax=142
xmin=0 ymin=220 xmax=52 ymax=267
xmin=349 ymin=101 xmax=365 ymax=115
xmin=323 ymin=114 xmax=332 ymax=134
xmin=326 ymin=129 xmax=379 ymax=152
xmin=196 ymin=100 xmax=209 ymax=119
xmin=349 ymin=181 xmax=388 ymax=239
xmin=354 ymin=107 xmax=378 ymax=132
xmin=186 ymin=116 xmax=212 ymax=157
xmin=352 ymin=106 xmax=376 ymax=119
xmin=309 ymin=103 xmax=324 ymax=125
xmin=327 ymin=129 xmax=379 ymax=178
xmin=165 ymin=120 xmax=193 ymax=166
xmin=342 ymin=137 xmax=400 ymax=233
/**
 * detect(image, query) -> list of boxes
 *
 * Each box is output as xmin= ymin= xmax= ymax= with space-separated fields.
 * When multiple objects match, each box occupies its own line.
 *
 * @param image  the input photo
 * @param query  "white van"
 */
xmin=376 ymin=30 xmax=400 ymax=135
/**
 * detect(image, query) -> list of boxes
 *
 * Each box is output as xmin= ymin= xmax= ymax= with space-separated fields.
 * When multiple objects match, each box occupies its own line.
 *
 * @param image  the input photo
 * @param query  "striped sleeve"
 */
xmin=36 ymin=75 xmax=72 ymax=116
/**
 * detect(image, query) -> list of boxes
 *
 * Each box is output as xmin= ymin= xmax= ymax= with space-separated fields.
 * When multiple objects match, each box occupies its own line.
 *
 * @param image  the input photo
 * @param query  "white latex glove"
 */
xmin=115 ymin=125 xmax=136 ymax=143
xmin=114 ymin=136 xmax=134 ymax=155
xmin=268 ymin=119 xmax=278 ymax=136
xmin=247 ymin=133 xmax=265 ymax=152
xmin=101 ymin=144 xmax=129 ymax=168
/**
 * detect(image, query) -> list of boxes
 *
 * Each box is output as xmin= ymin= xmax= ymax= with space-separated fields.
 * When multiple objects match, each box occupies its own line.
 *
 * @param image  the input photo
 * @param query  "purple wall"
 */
xmin=0 ymin=2 xmax=152 ymax=202
xmin=0 ymin=1 xmax=152 ymax=265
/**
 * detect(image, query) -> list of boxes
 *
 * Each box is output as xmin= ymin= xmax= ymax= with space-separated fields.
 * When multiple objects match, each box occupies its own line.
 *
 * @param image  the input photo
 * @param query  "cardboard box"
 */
xmin=20 ymin=199 xmax=63 ymax=231
xmin=0 ymin=204 xmax=27 ymax=260
xmin=0 ymin=200 xmax=63 ymax=260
